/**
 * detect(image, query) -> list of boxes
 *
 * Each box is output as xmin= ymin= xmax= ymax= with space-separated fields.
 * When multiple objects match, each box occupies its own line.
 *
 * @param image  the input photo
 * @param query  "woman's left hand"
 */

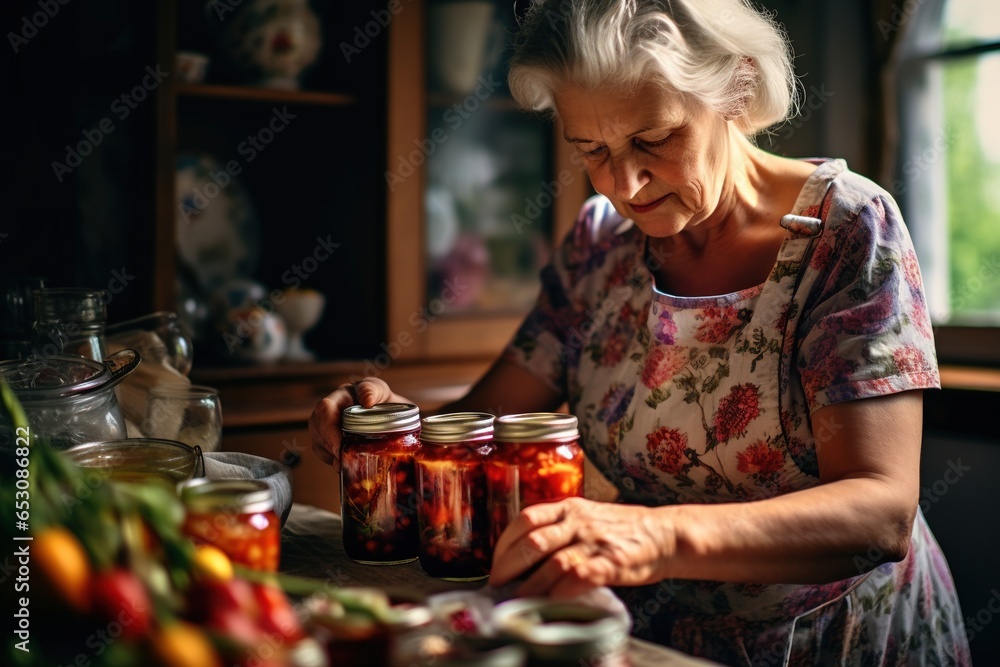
xmin=489 ymin=497 xmax=676 ymax=599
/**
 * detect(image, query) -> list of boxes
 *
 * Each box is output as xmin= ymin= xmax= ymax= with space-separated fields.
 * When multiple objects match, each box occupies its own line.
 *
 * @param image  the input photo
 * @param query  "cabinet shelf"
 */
xmin=175 ymin=83 xmax=358 ymax=106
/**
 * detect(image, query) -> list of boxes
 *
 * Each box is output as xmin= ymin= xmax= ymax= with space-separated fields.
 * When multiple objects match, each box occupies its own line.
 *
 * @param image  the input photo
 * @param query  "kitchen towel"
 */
xmin=203 ymin=451 xmax=293 ymax=526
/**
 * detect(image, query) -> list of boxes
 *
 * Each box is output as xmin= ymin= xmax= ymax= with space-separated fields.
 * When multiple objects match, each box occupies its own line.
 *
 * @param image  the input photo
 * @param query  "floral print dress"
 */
xmin=505 ymin=160 xmax=971 ymax=665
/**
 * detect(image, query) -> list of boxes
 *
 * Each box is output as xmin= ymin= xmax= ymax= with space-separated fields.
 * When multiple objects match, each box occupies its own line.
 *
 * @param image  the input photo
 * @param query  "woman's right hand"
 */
xmin=308 ymin=377 xmax=406 ymax=470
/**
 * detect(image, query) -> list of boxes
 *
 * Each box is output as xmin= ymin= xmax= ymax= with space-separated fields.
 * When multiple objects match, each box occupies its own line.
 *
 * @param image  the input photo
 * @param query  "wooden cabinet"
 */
xmin=150 ymin=0 xmax=590 ymax=507
xmin=153 ymin=0 xmax=388 ymax=362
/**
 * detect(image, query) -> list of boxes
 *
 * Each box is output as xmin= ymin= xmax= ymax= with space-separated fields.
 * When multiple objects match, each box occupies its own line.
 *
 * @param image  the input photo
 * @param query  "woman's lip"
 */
xmin=629 ymin=194 xmax=669 ymax=214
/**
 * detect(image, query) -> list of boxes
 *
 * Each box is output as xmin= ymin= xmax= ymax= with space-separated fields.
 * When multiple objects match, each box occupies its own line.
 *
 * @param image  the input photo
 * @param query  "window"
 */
xmin=895 ymin=0 xmax=1000 ymax=362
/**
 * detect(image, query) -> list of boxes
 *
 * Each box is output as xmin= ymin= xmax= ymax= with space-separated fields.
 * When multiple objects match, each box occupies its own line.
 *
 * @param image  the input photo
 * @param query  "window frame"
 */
xmin=893 ymin=2 xmax=1000 ymax=367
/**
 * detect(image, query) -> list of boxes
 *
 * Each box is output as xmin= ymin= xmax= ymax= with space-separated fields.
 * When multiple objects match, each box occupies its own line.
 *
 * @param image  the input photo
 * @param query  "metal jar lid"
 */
xmin=178 ymin=478 xmax=274 ymax=514
xmin=342 ymin=402 xmax=420 ymax=434
xmin=420 ymin=412 xmax=494 ymax=444
xmin=494 ymin=413 xmax=579 ymax=443
xmin=33 ymin=287 xmax=107 ymax=325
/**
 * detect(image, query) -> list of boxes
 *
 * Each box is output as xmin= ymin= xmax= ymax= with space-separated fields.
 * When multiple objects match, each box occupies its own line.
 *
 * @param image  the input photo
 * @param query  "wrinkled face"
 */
xmin=555 ymin=80 xmax=734 ymax=238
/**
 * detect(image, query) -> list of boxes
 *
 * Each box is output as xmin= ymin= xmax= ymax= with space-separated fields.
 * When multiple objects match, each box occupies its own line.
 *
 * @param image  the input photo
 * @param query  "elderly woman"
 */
xmin=310 ymin=0 xmax=970 ymax=663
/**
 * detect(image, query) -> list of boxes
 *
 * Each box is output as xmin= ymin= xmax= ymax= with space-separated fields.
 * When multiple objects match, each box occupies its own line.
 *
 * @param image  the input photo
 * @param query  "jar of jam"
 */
xmin=488 ymin=413 xmax=583 ymax=549
xmin=340 ymin=402 xmax=421 ymax=565
xmin=416 ymin=412 xmax=494 ymax=581
xmin=179 ymin=479 xmax=280 ymax=571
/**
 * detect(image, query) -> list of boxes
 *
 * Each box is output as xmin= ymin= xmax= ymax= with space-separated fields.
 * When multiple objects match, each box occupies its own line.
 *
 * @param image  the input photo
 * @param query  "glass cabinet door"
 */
xmin=387 ymin=0 xmax=590 ymax=359
xmin=424 ymin=0 xmax=552 ymax=316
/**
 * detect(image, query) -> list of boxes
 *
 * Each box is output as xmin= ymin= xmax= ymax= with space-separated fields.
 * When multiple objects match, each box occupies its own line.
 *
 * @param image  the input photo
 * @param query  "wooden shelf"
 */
xmin=175 ymin=83 xmax=358 ymax=106
xmin=939 ymin=364 xmax=1000 ymax=392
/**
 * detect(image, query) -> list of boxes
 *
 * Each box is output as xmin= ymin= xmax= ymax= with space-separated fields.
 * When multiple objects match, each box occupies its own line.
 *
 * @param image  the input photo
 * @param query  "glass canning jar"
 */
xmin=487 ymin=413 xmax=583 ymax=549
xmin=416 ymin=412 xmax=494 ymax=581
xmin=340 ymin=402 xmax=421 ymax=565
xmin=32 ymin=288 xmax=108 ymax=361
xmin=179 ymin=479 xmax=281 ymax=571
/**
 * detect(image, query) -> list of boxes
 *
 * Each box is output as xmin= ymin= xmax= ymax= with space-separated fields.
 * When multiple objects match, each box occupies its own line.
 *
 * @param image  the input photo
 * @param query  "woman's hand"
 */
xmin=308 ymin=377 xmax=410 ymax=469
xmin=489 ymin=497 xmax=676 ymax=599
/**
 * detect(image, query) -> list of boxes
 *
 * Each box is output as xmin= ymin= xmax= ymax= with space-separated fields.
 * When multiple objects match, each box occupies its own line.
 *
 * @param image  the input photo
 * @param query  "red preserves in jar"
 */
xmin=416 ymin=412 xmax=494 ymax=581
xmin=488 ymin=413 xmax=583 ymax=549
xmin=340 ymin=402 xmax=421 ymax=565
xmin=179 ymin=479 xmax=280 ymax=571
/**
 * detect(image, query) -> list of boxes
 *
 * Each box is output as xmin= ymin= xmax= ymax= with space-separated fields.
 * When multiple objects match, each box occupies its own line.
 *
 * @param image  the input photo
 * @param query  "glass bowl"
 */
xmin=63 ymin=437 xmax=204 ymax=486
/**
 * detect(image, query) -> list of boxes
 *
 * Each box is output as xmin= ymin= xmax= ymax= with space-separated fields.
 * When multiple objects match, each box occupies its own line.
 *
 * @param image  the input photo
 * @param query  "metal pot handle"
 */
xmin=102 ymin=348 xmax=142 ymax=386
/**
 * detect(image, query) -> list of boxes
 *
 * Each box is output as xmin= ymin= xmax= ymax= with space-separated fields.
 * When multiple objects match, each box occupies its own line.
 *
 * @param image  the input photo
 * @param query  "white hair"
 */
xmin=508 ymin=0 xmax=799 ymax=135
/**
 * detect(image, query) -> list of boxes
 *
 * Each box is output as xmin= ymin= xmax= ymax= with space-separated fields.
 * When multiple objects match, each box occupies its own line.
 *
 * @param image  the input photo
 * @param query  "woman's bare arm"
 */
xmin=435 ymin=356 xmax=565 ymax=417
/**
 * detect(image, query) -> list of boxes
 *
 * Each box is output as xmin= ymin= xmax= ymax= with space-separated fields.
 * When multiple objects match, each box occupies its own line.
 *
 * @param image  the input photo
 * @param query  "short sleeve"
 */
xmin=502 ymin=196 xmax=624 ymax=397
xmin=796 ymin=194 xmax=940 ymax=413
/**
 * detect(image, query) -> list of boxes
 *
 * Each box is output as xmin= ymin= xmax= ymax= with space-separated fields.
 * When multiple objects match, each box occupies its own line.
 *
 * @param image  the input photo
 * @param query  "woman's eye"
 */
xmin=581 ymin=145 xmax=606 ymax=157
xmin=638 ymin=136 xmax=670 ymax=150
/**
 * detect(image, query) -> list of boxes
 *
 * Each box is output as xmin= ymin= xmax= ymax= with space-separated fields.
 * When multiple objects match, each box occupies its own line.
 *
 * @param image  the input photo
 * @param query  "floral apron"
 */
xmin=571 ymin=160 xmax=894 ymax=664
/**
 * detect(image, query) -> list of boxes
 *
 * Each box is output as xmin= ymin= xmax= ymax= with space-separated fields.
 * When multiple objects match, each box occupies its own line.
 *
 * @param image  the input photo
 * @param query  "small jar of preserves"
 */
xmin=416 ymin=412 xmax=495 ymax=581
xmin=179 ymin=479 xmax=280 ymax=571
xmin=488 ymin=413 xmax=583 ymax=549
xmin=340 ymin=402 xmax=421 ymax=565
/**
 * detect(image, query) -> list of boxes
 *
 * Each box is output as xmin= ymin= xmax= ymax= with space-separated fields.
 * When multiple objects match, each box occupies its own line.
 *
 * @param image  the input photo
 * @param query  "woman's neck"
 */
xmin=648 ymin=142 xmax=817 ymax=297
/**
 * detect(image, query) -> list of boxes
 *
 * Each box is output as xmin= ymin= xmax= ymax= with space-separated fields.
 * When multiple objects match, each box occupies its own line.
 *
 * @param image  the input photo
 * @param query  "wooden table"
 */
xmin=280 ymin=504 xmax=717 ymax=667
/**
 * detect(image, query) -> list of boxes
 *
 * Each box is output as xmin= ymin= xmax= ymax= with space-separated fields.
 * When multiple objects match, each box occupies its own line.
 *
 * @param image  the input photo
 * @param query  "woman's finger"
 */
xmin=308 ymin=385 xmax=358 ymax=465
xmin=514 ymin=543 xmax=594 ymax=597
xmin=311 ymin=441 xmax=335 ymax=466
xmin=490 ymin=501 xmax=574 ymax=586
xmin=355 ymin=377 xmax=395 ymax=408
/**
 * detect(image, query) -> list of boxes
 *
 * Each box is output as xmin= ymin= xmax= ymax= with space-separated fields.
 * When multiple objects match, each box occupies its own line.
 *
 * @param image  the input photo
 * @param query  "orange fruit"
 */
xmin=33 ymin=526 xmax=91 ymax=613
xmin=149 ymin=621 xmax=221 ymax=667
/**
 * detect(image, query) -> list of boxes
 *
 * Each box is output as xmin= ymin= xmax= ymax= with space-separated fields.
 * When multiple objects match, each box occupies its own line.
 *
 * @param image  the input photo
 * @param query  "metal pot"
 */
xmin=0 ymin=349 xmax=141 ymax=452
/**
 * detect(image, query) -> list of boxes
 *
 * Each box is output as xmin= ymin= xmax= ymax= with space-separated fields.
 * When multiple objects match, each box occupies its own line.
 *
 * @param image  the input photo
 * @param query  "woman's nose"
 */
xmin=610 ymin=154 xmax=650 ymax=201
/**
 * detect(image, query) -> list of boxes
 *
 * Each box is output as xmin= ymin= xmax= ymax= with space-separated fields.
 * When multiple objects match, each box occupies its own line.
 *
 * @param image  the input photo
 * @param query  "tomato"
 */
xmin=90 ymin=569 xmax=153 ymax=640
xmin=188 ymin=578 xmax=258 ymax=624
xmin=251 ymin=583 xmax=305 ymax=643
xmin=209 ymin=609 xmax=266 ymax=649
